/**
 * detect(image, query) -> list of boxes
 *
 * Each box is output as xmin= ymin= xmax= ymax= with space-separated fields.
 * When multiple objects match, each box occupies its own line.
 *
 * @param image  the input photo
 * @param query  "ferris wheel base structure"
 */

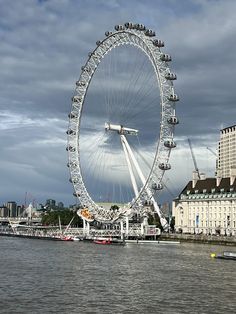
xmin=80 ymin=216 xmax=163 ymax=239
xmin=67 ymin=22 xmax=179 ymax=231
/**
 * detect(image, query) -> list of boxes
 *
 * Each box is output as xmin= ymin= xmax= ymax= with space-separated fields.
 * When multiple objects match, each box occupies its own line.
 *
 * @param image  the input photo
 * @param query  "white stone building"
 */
xmin=173 ymin=171 xmax=236 ymax=236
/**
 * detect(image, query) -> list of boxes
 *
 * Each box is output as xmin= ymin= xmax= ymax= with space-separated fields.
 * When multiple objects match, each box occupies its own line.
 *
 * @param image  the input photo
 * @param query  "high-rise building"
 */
xmin=45 ymin=199 xmax=56 ymax=207
xmin=0 ymin=206 xmax=8 ymax=217
xmin=57 ymin=202 xmax=64 ymax=209
xmin=217 ymin=125 xmax=236 ymax=178
xmin=45 ymin=199 xmax=58 ymax=211
xmin=4 ymin=202 xmax=17 ymax=217
xmin=17 ymin=205 xmax=24 ymax=217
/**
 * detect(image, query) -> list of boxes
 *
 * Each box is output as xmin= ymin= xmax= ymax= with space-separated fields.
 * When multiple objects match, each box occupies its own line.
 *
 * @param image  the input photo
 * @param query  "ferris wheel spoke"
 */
xmin=123 ymin=74 xmax=158 ymax=123
xmin=121 ymin=62 xmax=148 ymax=120
xmin=119 ymin=52 xmax=147 ymax=120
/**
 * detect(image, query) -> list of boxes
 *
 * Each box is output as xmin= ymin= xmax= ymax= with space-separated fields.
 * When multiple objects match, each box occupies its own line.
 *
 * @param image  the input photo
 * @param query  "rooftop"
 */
xmin=221 ymin=124 xmax=236 ymax=133
xmin=180 ymin=177 xmax=236 ymax=196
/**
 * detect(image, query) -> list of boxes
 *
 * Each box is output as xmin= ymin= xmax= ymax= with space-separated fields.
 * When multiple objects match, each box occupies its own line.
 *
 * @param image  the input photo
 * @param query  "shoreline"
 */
xmin=160 ymin=233 xmax=236 ymax=246
xmin=0 ymin=232 xmax=63 ymax=241
xmin=1 ymin=231 xmax=236 ymax=246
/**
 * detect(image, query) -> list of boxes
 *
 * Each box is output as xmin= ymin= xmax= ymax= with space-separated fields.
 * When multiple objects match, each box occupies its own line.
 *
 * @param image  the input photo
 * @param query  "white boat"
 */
xmin=212 ymin=251 xmax=236 ymax=260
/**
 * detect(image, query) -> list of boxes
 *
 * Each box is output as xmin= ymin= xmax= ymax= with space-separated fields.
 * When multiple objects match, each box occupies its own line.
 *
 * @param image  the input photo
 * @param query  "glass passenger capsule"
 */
xmin=153 ymin=39 xmax=164 ymax=47
xmin=164 ymin=140 xmax=177 ymax=148
xmin=168 ymin=94 xmax=179 ymax=102
xmin=160 ymin=54 xmax=172 ymax=62
xmin=159 ymin=163 xmax=171 ymax=170
xmin=152 ymin=183 xmax=163 ymax=190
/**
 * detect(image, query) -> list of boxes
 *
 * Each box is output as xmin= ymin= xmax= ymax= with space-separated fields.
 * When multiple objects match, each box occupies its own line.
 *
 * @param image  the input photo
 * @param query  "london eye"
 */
xmin=67 ymin=22 xmax=179 ymax=229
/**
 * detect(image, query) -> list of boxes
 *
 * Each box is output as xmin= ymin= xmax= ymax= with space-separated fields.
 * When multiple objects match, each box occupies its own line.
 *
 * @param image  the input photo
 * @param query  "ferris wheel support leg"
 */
xmin=120 ymin=220 xmax=124 ymax=240
xmin=141 ymin=216 xmax=148 ymax=236
xmin=83 ymin=219 xmax=90 ymax=236
xmin=120 ymin=135 xmax=139 ymax=198
xmin=83 ymin=218 xmax=86 ymax=235
xmin=121 ymin=135 xmax=169 ymax=231
xmin=121 ymin=135 xmax=146 ymax=184
xmin=87 ymin=221 xmax=90 ymax=236
xmin=141 ymin=222 xmax=144 ymax=236
xmin=125 ymin=216 xmax=129 ymax=237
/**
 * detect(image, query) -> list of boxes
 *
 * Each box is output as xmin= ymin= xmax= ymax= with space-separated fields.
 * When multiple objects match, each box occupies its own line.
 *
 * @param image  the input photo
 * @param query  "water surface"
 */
xmin=0 ymin=237 xmax=236 ymax=313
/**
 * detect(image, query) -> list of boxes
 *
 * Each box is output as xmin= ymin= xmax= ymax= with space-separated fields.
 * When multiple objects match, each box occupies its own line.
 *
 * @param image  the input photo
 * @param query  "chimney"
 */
xmin=230 ymin=168 xmax=236 ymax=185
xmin=200 ymin=173 xmax=206 ymax=180
xmin=216 ymin=176 xmax=222 ymax=187
xmin=192 ymin=171 xmax=198 ymax=188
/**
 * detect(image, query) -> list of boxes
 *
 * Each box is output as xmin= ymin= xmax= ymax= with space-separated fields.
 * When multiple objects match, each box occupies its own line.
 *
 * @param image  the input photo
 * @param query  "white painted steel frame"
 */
xmin=67 ymin=23 xmax=179 ymax=223
xmin=121 ymin=134 xmax=169 ymax=230
xmin=120 ymin=135 xmax=139 ymax=198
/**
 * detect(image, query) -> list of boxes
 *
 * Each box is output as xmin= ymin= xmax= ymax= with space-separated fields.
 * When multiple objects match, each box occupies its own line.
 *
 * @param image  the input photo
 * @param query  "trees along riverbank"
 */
xmin=41 ymin=209 xmax=83 ymax=227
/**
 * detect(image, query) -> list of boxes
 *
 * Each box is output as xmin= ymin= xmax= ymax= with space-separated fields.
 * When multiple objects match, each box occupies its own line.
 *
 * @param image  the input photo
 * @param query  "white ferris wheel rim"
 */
xmin=67 ymin=23 xmax=179 ymax=223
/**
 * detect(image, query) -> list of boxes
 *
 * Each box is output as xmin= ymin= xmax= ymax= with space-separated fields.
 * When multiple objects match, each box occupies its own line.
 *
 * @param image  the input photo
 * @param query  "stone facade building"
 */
xmin=173 ymin=171 xmax=236 ymax=236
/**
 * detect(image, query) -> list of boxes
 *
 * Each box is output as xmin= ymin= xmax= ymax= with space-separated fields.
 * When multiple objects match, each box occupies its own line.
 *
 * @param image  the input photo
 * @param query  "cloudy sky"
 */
xmin=1 ymin=0 xmax=236 ymax=207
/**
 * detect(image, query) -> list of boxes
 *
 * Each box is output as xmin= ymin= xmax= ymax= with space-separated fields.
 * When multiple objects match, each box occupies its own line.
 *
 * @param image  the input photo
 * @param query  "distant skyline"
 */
xmin=1 ymin=0 xmax=236 ymax=206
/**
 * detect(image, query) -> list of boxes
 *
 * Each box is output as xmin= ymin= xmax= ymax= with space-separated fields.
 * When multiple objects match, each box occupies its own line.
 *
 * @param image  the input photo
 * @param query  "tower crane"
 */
xmin=187 ymin=138 xmax=201 ymax=179
xmin=206 ymin=147 xmax=217 ymax=157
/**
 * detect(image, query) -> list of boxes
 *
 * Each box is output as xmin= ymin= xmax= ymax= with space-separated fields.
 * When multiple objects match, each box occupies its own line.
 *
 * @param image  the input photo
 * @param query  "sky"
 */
xmin=1 ymin=0 xmax=236 ymax=207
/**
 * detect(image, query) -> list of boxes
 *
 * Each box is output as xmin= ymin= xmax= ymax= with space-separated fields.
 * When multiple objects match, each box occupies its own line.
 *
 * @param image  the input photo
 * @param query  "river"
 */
xmin=0 ymin=237 xmax=236 ymax=313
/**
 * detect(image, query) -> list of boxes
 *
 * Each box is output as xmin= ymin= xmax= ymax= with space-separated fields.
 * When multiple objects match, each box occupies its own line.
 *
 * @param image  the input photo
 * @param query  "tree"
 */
xmin=170 ymin=216 xmax=175 ymax=232
xmin=111 ymin=205 xmax=119 ymax=210
xmin=148 ymin=213 xmax=163 ymax=230
xmin=41 ymin=209 xmax=83 ymax=227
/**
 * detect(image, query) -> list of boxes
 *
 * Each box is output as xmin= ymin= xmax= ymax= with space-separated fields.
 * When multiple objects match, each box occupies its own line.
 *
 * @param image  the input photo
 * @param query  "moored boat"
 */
xmin=211 ymin=251 xmax=236 ymax=260
xmin=93 ymin=237 xmax=125 ymax=245
xmin=59 ymin=235 xmax=74 ymax=241
xmin=72 ymin=236 xmax=82 ymax=241
xmin=94 ymin=237 xmax=111 ymax=245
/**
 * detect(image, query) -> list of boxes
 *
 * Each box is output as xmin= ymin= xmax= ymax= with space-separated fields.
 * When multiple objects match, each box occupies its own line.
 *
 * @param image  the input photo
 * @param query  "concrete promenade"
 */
xmin=160 ymin=233 xmax=236 ymax=246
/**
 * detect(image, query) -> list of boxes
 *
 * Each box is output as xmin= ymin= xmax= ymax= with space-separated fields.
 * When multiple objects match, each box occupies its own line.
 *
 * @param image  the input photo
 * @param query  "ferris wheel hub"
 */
xmin=105 ymin=122 xmax=138 ymax=136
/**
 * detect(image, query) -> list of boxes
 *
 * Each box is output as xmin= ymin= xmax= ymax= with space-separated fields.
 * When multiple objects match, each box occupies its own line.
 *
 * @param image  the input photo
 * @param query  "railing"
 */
xmin=0 ymin=217 xmax=41 ymax=223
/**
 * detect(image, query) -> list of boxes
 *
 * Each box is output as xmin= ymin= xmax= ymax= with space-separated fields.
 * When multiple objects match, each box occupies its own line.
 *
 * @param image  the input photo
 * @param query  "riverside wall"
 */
xmin=160 ymin=233 xmax=236 ymax=246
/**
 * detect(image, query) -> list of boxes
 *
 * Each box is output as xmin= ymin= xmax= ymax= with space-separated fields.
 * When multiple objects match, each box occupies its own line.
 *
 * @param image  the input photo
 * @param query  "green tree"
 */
xmin=41 ymin=209 xmax=83 ymax=227
xmin=148 ymin=213 xmax=163 ymax=230
xmin=170 ymin=216 xmax=175 ymax=232
xmin=111 ymin=205 xmax=119 ymax=210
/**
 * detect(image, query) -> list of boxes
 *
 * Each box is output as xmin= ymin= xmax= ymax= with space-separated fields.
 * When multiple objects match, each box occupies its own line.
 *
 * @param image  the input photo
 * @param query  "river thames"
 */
xmin=0 ymin=237 xmax=236 ymax=314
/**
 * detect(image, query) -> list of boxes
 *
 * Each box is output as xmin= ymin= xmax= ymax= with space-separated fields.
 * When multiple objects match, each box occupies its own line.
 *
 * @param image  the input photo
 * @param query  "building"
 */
xmin=4 ymin=202 xmax=17 ymax=217
xmin=57 ymin=202 xmax=64 ymax=209
xmin=217 ymin=124 xmax=236 ymax=178
xmin=45 ymin=199 xmax=56 ymax=209
xmin=0 ymin=206 xmax=8 ymax=217
xmin=173 ymin=171 xmax=236 ymax=236
xmin=17 ymin=205 xmax=24 ymax=217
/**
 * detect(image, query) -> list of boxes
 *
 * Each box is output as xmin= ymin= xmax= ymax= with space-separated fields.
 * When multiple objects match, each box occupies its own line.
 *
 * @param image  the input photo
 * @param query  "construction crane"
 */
xmin=187 ymin=138 xmax=201 ymax=179
xmin=206 ymin=147 xmax=217 ymax=157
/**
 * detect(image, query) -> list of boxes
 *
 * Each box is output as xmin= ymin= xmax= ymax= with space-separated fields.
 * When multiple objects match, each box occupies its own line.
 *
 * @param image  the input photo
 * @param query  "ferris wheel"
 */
xmin=67 ymin=22 xmax=179 ymax=229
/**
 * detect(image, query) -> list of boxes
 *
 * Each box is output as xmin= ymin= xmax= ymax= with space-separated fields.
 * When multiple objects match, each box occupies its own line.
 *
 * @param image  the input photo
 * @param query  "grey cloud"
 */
xmin=0 ymin=0 xmax=235 ymax=206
